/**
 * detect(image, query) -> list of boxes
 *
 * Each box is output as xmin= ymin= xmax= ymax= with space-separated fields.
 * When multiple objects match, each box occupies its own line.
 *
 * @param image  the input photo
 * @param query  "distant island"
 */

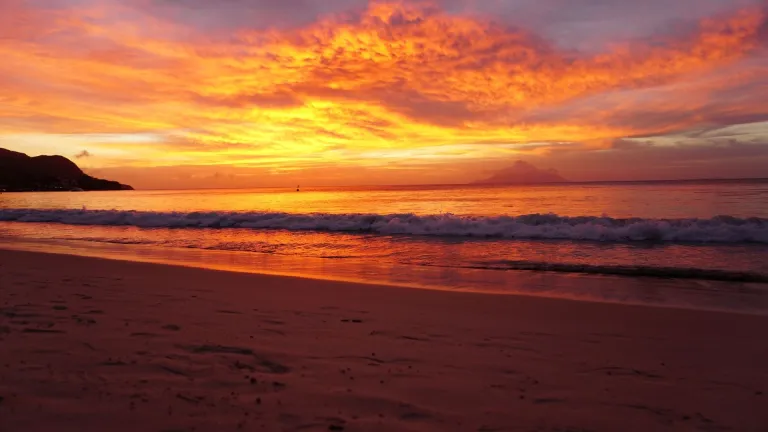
xmin=0 ymin=148 xmax=133 ymax=192
xmin=474 ymin=160 xmax=568 ymax=184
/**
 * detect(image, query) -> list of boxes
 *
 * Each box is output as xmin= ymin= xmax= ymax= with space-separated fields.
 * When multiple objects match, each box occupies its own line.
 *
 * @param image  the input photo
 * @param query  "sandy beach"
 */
xmin=0 ymin=249 xmax=766 ymax=431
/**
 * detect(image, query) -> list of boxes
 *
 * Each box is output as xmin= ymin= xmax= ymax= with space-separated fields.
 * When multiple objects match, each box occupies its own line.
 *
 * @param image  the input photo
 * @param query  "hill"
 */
xmin=474 ymin=161 xmax=568 ymax=184
xmin=0 ymin=148 xmax=133 ymax=192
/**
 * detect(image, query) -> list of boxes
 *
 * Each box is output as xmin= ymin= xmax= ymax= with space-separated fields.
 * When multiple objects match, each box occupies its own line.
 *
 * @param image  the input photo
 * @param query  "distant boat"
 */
xmin=70 ymin=187 xmax=84 ymax=192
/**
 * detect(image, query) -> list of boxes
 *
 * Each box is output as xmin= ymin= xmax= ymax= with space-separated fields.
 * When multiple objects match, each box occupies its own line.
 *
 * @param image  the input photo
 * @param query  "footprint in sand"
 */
xmin=23 ymin=328 xmax=65 ymax=334
xmin=216 ymin=309 xmax=242 ymax=314
xmin=72 ymin=316 xmax=97 ymax=325
xmin=180 ymin=344 xmax=291 ymax=374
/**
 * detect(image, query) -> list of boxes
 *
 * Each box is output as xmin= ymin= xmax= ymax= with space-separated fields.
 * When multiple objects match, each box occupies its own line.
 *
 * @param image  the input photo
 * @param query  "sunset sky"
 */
xmin=1 ymin=0 xmax=767 ymax=188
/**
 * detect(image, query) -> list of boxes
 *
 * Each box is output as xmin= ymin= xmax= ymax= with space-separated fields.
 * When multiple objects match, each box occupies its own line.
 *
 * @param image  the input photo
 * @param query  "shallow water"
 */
xmin=4 ymin=238 xmax=768 ymax=315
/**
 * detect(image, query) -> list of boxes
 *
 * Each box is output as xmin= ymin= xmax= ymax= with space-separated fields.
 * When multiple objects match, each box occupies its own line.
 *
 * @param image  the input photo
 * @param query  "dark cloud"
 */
xmin=550 ymin=139 xmax=768 ymax=181
xmin=132 ymin=0 xmax=762 ymax=47
xmin=440 ymin=0 xmax=762 ymax=50
xmin=134 ymin=0 xmax=369 ymax=31
xmin=369 ymin=90 xmax=481 ymax=128
xmin=517 ymin=55 xmax=768 ymax=138
xmin=74 ymin=149 xmax=92 ymax=158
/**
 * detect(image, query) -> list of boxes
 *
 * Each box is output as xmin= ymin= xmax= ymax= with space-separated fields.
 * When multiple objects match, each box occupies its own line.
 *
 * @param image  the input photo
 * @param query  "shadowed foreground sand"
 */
xmin=0 ymin=250 xmax=766 ymax=431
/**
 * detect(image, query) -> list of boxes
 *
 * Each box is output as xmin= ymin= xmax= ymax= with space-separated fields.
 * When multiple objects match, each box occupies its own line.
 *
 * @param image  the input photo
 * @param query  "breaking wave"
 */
xmin=1 ymin=209 xmax=767 ymax=244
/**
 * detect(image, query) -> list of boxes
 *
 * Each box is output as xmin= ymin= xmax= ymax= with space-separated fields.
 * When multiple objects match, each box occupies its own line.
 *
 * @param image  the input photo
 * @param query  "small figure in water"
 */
xmin=296 ymin=185 xmax=300 ymax=192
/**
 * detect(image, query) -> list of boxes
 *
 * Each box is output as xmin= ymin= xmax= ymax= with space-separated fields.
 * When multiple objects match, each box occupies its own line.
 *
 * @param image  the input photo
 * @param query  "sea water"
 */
xmin=2 ymin=180 xmax=767 ymax=312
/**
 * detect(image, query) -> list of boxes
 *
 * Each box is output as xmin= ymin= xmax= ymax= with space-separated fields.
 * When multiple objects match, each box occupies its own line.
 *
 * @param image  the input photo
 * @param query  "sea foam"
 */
xmin=1 ymin=209 xmax=767 ymax=243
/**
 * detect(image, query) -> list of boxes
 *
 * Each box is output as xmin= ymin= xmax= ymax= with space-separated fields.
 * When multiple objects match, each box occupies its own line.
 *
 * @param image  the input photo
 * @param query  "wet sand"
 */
xmin=0 ymin=249 xmax=766 ymax=431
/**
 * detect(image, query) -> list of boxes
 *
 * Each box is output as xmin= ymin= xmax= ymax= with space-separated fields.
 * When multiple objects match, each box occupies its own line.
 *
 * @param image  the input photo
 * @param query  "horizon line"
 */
xmin=127 ymin=176 xmax=768 ymax=191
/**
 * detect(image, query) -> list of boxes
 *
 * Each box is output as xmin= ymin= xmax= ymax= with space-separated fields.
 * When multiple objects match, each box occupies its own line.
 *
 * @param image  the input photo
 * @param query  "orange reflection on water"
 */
xmin=2 ymin=236 xmax=767 ymax=315
xmin=2 ymin=182 xmax=768 ymax=219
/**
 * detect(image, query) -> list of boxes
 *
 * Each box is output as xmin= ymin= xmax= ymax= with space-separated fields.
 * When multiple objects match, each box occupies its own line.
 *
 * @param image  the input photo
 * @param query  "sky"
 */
xmin=1 ymin=0 xmax=767 ymax=188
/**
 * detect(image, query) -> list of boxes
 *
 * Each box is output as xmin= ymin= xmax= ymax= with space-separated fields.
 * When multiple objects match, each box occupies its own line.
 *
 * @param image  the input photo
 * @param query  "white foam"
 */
xmin=1 ymin=209 xmax=767 ymax=243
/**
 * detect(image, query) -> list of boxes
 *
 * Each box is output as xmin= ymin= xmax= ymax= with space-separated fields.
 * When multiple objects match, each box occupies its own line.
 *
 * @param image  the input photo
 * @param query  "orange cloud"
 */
xmin=0 ymin=0 xmax=766 ymax=184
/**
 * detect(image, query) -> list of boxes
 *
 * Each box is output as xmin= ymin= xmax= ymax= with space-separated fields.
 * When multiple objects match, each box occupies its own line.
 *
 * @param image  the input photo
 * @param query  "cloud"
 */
xmin=74 ymin=149 xmax=92 ymax=158
xmin=0 ymin=0 xmax=767 ymax=187
xmin=546 ymin=138 xmax=768 ymax=181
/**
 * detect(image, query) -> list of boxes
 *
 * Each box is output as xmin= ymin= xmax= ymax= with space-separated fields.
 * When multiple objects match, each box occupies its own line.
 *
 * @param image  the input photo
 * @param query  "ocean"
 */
xmin=2 ymin=180 xmax=768 ymax=313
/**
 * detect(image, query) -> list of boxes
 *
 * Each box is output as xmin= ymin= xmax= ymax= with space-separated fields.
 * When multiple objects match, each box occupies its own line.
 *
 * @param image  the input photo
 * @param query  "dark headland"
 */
xmin=0 ymin=148 xmax=133 ymax=192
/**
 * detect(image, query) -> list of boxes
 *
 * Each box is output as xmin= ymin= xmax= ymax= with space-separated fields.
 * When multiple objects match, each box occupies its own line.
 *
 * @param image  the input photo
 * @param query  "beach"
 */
xmin=1 ymin=249 xmax=766 ymax=431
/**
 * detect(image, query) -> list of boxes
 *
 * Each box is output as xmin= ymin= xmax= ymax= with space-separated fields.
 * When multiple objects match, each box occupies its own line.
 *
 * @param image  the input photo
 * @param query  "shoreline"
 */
xmin=2 ymin=237 xmax=768 ymax=316
xmin=1 ymin=249 xmax=767 ymax=431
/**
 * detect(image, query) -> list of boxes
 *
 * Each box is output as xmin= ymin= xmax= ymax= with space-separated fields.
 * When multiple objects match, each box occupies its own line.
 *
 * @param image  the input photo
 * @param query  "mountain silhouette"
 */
xmin=0 ymin=148 xmax=133 ymax=191
xmin=475 ymin=160 xmax=567 ymax=184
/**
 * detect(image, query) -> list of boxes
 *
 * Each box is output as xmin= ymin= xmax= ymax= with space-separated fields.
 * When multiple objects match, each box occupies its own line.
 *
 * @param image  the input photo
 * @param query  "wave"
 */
xmin=444 ymin=261 xmax=768 ymax=283
xmin=1 ymin=209 xmax=768 ymax=243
